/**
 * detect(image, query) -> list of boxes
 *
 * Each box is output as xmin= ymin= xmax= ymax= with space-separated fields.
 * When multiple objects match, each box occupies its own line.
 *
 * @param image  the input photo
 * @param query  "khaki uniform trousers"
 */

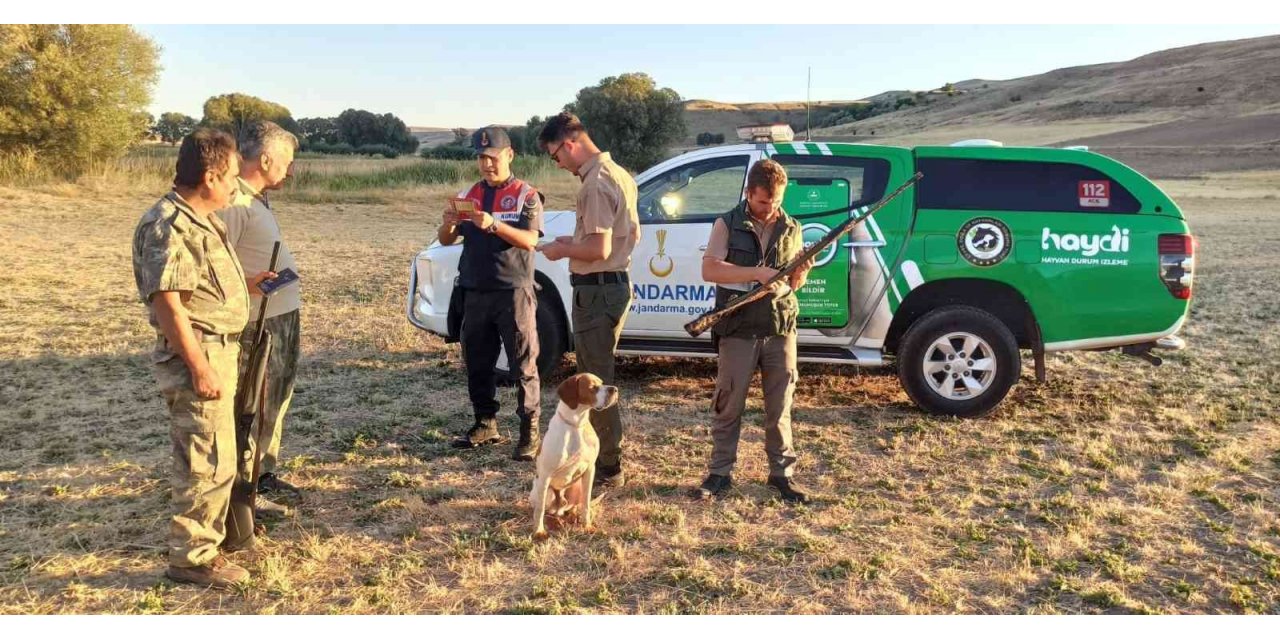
xmin=708 ymin=333 xmax=798 ymax=478
xmin=570 ymin=281 xmax=631 ymax=469
xmin=154 ymin=340 xmax=240 ymax=568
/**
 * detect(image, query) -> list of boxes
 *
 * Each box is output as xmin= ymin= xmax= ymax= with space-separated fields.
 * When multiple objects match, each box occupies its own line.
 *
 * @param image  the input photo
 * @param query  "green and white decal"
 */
xmin=785 ymin=177 xmax=852 ymax=328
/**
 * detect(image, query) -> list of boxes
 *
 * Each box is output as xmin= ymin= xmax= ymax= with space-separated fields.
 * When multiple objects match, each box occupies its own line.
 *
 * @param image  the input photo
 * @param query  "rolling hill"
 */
xmin=802 ymin=34 xmax=1280 ymax=176
xmin=414 ymin=34 xmax=1280 ymax=176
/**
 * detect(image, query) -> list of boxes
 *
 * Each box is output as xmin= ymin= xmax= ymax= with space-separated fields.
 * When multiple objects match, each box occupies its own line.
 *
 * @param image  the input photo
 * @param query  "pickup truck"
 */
xmin=409 ymin=136 xmax=1194 ymax=417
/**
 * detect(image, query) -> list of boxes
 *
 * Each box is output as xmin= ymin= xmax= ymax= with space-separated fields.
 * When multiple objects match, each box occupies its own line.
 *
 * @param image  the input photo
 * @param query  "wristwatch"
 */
xmin=486 ymin=219 xmax=499 ymax=234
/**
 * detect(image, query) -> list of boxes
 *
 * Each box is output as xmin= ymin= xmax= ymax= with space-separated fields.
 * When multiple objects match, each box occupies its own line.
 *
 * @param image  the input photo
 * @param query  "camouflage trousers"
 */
xmin=237 ymin=309 xmax=301 ymax=476
xmin=153 ymin=340 xmax=240 ymax=568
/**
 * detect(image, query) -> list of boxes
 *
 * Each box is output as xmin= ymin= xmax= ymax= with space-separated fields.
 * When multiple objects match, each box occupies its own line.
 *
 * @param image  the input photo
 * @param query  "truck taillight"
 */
xmin=1158 ymin=233 xmax=1195 ymax=300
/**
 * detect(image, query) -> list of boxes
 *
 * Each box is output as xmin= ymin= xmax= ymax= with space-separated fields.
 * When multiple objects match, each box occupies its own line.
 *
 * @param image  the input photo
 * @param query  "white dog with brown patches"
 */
xmin=530 ymin=373 xmax=619 ymax=541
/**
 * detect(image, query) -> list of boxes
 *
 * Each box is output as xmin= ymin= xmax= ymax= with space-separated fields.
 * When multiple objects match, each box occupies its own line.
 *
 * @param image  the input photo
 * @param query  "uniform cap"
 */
xmin=472 ymin=127 xmax=512 ymax=155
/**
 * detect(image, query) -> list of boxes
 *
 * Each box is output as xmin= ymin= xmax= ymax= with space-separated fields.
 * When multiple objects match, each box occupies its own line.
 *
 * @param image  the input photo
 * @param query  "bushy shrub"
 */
xmin=356 ymin=144 xmax=398 ymax=158
xmin=420 ymin=145 xmax=476 ymax=161
xmin=0 ymin=25 xmax=160 ymax=177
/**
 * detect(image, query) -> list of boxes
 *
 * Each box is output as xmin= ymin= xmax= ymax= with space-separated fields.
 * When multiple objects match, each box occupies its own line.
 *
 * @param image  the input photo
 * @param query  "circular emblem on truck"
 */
xmin=957 ymin=217 xmax=1011 ymax=267
xmin=801 ymin=223 xmax=838 ymax=268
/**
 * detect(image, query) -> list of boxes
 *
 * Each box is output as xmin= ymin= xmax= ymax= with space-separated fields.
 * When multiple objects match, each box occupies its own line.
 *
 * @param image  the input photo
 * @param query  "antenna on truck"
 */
xmin=805 ymin=66 xmax=812 ymax=142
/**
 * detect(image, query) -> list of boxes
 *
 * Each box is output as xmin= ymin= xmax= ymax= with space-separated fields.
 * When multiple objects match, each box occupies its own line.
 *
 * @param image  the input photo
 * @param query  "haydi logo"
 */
xmin=1042 ymin=226 xmax=1130 ymax=257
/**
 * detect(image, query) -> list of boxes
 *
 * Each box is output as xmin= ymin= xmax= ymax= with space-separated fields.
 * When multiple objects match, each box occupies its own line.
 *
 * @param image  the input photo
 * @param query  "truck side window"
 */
xmin=637 ymin=155 xmax=750 ymax=223
xmin=917 ymin=158 xmax=1142 ymax=213
xmin=773 ymin=155 xmax=891 ymax=217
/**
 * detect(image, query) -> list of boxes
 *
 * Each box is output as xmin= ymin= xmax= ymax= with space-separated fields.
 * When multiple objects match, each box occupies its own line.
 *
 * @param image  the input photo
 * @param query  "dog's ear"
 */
xmin=557 ymin=375 xmax=582 ymax=409
xmin=578 ymin=375 xmax=595 ymax=408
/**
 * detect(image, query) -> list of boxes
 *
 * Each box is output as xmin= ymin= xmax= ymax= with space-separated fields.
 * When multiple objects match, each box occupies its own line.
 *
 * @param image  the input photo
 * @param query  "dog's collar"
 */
xmin=555 ymin=402 xmax=593 ymax=425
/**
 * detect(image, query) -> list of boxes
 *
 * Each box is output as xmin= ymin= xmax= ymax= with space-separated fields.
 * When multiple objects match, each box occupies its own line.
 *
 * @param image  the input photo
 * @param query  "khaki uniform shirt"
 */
xmin=132 ymin=191 xmax=249 ymax=361
xmin=218 ymin=177 xmax=301 ymax=321
xmin=570 ymin=152 xmax=641 ymax=275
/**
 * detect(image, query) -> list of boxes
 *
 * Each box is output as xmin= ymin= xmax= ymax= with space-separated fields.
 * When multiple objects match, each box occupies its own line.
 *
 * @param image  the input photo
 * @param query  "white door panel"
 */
xmin=628 ymin=222 xmax=717 ymax=334
xmin=628 ymin=151 xmax=759 ymax=336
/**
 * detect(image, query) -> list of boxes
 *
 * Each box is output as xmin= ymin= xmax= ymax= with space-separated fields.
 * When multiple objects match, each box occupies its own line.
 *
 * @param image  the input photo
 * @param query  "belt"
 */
xmin=193 ymin=329 xmax=240 ymax=345
xmin=570 ymin=271 xmax=629 ymax=286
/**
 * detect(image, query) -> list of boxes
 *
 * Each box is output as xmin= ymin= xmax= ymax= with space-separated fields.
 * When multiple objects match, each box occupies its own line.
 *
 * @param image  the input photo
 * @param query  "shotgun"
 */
xmin=684 ymin=172 xmax=922 ymax=338
xmin=225 ymin=241 xmax=281 ymax=548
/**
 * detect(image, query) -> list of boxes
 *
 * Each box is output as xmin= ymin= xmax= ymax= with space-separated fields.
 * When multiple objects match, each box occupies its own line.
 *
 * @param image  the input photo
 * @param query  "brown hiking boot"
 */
xmin=257 ymin=472 xmax=303 ymax=504
xmin=593 ymin=464 xmax=625 ymax=490
xmin=694 ymin=473 xmax=733 ymax=500
xmin=165 ymin=554 xmax=250 ymax=589
xmin=512 ymin=421 xmax=539 ymax=461
xmin=451 ymin=418 xmax=504 ymax=449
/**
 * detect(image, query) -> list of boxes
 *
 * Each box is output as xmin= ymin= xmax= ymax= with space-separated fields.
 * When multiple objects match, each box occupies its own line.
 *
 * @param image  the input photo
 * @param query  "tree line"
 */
xmin=3 ymin=25 xmax=690 ymax=177
xmin=422 ymin=72 xmax=687 ymax=172
xmin=154 ymin=97 xmax=419 ymax=159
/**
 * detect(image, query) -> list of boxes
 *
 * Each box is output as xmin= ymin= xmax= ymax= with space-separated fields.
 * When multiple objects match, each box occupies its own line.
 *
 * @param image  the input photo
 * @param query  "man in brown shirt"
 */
xmin=537 ymin=112 xmax=640 ymax=489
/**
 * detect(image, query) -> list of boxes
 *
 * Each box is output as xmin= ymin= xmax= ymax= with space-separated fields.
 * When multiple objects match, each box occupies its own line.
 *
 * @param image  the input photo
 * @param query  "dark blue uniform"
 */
xmin=455 ymin=177 xmax=545 ymax=433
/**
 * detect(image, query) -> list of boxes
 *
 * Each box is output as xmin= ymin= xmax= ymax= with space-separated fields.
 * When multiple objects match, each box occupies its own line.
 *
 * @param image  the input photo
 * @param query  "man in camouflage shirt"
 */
xmin=132 ymin=129 xmax=276 ymax=589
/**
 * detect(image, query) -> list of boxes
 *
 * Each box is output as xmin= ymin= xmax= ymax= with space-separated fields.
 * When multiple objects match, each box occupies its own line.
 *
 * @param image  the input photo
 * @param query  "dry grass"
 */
xmin=0 ymin=167 xmax=1277 ymax=614
xmin=1 ymin=147 xmax=573 ymax=207
xmin=864 ymin=120 xmax=1171 ymax=147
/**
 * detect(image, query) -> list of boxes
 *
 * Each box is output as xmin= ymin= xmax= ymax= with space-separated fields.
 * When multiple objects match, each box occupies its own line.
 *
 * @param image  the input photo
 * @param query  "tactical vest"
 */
xmin=456 ymin=178 xmax=538 ymax=290
xmin=711 ymin=203 xmax=802 ymax=339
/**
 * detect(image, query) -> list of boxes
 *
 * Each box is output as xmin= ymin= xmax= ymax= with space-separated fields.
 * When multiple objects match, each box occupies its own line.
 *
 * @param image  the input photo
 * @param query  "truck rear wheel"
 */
xmin=897 ymin=305 xmax=1020 ymax=417
xmin=494 ymin=286 xmax=567 ymax=383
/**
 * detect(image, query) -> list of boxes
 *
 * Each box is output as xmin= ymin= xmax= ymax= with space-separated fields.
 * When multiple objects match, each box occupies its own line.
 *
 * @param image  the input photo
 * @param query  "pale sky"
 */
xmin=135 ymin=24 xmax=1280 ymax=129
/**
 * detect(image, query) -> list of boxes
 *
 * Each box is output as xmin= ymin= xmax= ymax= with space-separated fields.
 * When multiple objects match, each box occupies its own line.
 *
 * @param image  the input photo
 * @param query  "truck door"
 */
xmin=770 ymin=152 xmax=895 ymax=341
xmin=783 ymin=176 xmax=853 ymax=328
xmin=631 ymin=152 xmax=755 ymax=335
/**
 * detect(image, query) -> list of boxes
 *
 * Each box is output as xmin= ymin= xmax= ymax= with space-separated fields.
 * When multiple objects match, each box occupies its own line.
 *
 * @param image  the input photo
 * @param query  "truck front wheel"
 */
xmin=896 ymin=306 xmax=1020 ymax=417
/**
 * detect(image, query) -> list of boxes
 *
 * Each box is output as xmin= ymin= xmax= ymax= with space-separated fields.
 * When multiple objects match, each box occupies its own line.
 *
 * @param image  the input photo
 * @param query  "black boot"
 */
xmin=767 ymin=475 xmax=810 ymax=504
xmin=694 ymin=473 xmax=733 ymax=500
xmin=512 ymin=419 xmax=539 ymax=461
xmin=257 ymin=472 xmax=303 ymax=504
xmin=593 ymin=464 xmax=625 ymax=489
xmin=451 ymin=418 xmax=503 ymax=449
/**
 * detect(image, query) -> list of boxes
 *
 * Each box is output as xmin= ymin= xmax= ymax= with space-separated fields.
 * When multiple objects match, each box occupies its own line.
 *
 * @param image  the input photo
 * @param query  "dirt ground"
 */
xmin=0 ymin=170 xmax=1277 ymax=613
